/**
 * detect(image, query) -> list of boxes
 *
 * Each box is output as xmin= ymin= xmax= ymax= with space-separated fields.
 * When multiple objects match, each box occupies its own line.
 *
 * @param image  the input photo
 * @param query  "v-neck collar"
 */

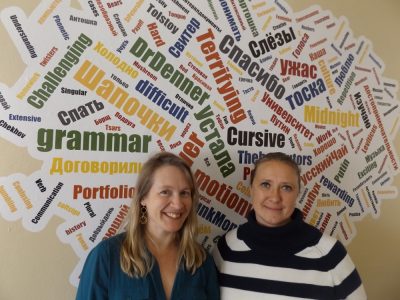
xmin=149 ymin=256 xmax=182 ymax=300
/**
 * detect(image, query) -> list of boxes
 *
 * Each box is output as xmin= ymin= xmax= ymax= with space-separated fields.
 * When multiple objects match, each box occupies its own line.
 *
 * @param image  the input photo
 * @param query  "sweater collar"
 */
xmin=237 ymin=208 xmax=321 ymax=254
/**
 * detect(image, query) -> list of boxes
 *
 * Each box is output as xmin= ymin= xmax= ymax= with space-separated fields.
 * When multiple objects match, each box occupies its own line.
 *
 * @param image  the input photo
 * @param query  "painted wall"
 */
xmin=287 ymin=3 xmax=400 ymax=299
xmin=0 ymin=0 xmax=399 ymax=299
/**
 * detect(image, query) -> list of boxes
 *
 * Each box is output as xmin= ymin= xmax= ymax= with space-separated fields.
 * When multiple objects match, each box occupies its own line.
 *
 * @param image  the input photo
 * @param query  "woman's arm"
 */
xmin=204 ymin=253 xmax=220 ymax=299
xmin=76 ymin=240 xmax=110 ymax=300
xmin=330 ymin=241 xmax=367 ymax=299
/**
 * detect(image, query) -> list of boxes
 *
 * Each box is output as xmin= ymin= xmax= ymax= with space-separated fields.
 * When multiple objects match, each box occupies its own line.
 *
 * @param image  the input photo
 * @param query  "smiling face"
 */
xmin=250 ymin=160 xmax=300 ymax=227
xmin=140 ymin=165 xmax=193 ymax=239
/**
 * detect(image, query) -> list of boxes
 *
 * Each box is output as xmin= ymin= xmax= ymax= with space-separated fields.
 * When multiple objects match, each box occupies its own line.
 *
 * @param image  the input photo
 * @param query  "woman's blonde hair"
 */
xmin=120 ymin=152 xmax=205 ymax=277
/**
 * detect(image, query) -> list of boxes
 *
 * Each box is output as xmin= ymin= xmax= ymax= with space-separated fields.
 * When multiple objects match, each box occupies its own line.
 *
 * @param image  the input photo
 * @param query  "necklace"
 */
xmin=145 ymin=231 xmax=160 ymax=251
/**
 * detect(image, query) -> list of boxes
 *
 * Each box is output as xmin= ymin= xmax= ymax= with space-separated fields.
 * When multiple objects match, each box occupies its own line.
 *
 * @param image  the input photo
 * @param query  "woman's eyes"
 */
xmin=282 ymin=185 xmax=293 ymax=191
xmin=261 ymin=182 xmax=270 ymax=188
xmin=159 ymin=190 xmax=191 ymax=197
xmin=260 ymin=182 xmax=293 ymax=191
xmin=181 ymin=190 xmax=191 ymax=197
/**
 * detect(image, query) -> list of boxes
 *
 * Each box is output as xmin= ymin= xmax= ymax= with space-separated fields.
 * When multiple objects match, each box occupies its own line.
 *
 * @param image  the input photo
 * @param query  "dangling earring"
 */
xmin=140 ymin=205 xmax=148 ymax=224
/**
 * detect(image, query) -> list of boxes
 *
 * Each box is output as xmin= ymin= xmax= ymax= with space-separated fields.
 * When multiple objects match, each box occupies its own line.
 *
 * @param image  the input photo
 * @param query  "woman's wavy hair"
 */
xmin=120 ymin=152 xmax=205 ymax=277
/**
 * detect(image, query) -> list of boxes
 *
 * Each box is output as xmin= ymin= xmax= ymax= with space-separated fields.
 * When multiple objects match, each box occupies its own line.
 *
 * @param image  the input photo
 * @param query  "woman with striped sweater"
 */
xmin=213 ymin=152 xmax=366 ymax=299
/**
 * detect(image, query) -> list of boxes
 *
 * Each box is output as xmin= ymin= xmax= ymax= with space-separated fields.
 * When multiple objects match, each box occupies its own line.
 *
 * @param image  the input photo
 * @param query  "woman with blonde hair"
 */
xmin=76 ymin=152 xmax=219 ymax=299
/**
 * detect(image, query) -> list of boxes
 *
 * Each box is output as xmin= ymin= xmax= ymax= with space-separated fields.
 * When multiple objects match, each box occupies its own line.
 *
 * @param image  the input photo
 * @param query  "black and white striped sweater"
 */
xmin=213 ymin=209 xmax=366 ymax=299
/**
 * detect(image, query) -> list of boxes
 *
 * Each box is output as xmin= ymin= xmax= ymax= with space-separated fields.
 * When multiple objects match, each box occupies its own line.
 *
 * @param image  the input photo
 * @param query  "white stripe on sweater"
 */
xmin=214 ymin=232 xmax=357 ymax=288
xmin=220 ymin=286 xmax=314 ymax=300
xmin=214 ymin=243 xmax=335 ymax=286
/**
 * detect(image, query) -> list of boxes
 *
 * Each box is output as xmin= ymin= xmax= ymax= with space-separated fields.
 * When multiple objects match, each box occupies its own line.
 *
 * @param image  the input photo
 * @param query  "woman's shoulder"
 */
xmin=220 ymin=226 xmax=239 ymax=242
xmin=315 ymin=234 xmax=345 ymax=254
xmin=105 ymin=232 xmax=126 ymax=246
xmin=296 ymin=232 xmax=347 ymax=259
xmin=89 ymin=232 xmax=126 ymax=257
xmin=202 ymin=250 xmax=216 ymax=268
xmin=214 ymin=227 xmax=251 ymax=253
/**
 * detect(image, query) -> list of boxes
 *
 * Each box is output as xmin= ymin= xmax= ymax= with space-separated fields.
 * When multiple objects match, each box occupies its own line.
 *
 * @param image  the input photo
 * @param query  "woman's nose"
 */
xmin=269 ymin=188 xmax=281 ymax=202
xmin=170 ymin=193 xmax=184 ymax=207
